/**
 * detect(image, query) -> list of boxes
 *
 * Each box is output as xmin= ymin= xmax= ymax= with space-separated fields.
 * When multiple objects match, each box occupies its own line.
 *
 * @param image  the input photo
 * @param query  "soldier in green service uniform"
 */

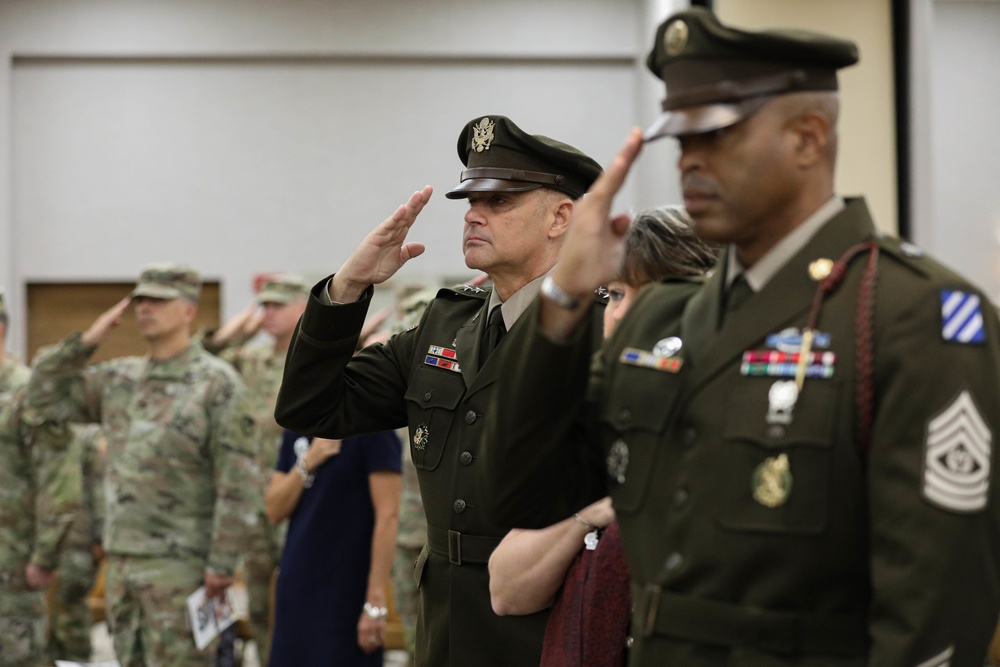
xmin=48 ymin=423 xmax=107 ymax=662
xmin=205 ymin=272 xmax=309 ymax=664
xmin=275 ymin=116 xmax=603 ymax=667
xmin=480 ymin=8 xmax=1000 ymax=666
xmin=0 ymin=289 xmax=79 ymax=667
xmin=27 ymin=263 xmax=261 ymax=666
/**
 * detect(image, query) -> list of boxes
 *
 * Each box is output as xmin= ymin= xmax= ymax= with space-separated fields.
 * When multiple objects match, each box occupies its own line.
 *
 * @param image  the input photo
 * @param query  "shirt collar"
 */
xmin=726 ymin=195 xmax=845 ymax=292
xmin=486 ymin=270 xmax=551 ymax=331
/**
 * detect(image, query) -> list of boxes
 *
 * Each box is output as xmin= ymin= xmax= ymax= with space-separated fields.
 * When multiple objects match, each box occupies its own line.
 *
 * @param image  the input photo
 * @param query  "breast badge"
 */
xmin=766 ymin=380 xmax=798 ymax=425
xmin=606 ymin=439 xmax=630 ymax=484
xmin=413 ymin=424 xmax=429 ymax=452
xmin=752 ymin=452 xmax=792 ymax=508
xmin=923 ymin=390 xmax=991 ymax=512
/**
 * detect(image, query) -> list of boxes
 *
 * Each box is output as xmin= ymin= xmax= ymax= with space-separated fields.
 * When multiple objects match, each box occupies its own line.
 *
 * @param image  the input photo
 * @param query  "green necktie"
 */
xmin=481 ymin=306 xmax=507 ymax=368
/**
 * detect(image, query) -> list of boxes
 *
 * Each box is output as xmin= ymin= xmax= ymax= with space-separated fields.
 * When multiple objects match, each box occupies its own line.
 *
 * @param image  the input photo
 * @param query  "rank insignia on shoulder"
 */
xmin=424 ymin=345 xmax=462 ymax=373
xmin=923 ymin=390 xmax=991 ymax=513
xmin=940 ymin=290 xmax=986 ymax=344
xmin=766 ymin=328 xmax=831 ymax=353
xmin=459 ymin=284 xmax=486 ymax=293
xmin=752 ymin=452 xmax=792 ymax=508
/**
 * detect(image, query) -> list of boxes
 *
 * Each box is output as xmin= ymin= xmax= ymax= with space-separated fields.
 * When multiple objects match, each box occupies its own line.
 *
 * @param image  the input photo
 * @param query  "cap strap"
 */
xmin=662 ymin=69 xmax=810 ymax=111
xmin=459 ymin=167 xmax=565 ymax=188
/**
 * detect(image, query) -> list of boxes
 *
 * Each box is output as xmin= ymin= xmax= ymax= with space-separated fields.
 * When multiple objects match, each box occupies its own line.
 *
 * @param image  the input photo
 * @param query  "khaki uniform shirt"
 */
xmin=482 ymin=198 xmax=1000 ymax=665
xmin=27 ymin=335 xmax=259 ymax=575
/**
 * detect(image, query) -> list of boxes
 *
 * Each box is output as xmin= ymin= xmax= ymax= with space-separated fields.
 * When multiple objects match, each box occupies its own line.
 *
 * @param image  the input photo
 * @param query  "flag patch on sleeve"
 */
xmin=940 ymin=290 xmax=986 ymax=344
xmin=923 ymin=391 xmax=991 ymax=513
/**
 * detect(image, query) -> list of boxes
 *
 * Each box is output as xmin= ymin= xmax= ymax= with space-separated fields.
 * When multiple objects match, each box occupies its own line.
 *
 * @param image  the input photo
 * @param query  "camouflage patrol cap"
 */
xmin=131 ymin=263 xmax=201 ymax=302
xmin=257 ymin=273 xmax=309 ymax=305
xmin=643 ymin=7 xmax=859 ymax=141
xmin=446 ymin=115 xmax=602 ymax=200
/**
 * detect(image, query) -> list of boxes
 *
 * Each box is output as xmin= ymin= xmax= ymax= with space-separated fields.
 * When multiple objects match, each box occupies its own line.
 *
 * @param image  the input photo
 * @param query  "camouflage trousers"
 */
xmin=105 ymin=554 xmax=211 ymax=667
xmin=0 ymin=580 xmax=47 ymax=667
xmin=392 ymin=544 xmax=424 ymax=659
xmin=48 ymin=547 xmax=98 ymax=662
xmin=240 ymin=515 xmax=278 ymax=666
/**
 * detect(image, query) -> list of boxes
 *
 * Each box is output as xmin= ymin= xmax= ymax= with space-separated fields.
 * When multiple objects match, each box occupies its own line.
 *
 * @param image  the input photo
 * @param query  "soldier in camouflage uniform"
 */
xmin=48 ymin=422 xmax=107 ymax=662
xmin=204 ymin=273 xmax=308 ymax=664
xmin=0 ymin=288 xmax=79 ymax=667
xmin=388 ymin=284 xmax=437 ymax=661
xmin=26 ymin=264 xmax=260 ymax=666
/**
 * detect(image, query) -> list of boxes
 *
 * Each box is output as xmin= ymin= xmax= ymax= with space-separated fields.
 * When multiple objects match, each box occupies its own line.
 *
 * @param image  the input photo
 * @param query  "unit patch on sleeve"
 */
xmin=940 ymin=290 xmax=986 ymax=344
xmin=923 ymin=390 xmax=991 ymax=513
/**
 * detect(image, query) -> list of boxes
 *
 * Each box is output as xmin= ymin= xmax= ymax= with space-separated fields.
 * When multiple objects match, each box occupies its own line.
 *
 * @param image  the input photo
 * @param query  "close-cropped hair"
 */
xmin=619 ymin=206 xmax=719 ymax=285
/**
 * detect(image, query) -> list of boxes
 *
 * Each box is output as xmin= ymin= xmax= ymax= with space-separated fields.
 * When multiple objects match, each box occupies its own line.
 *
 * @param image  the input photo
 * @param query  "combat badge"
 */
xmin=471 ymin=117 xmax=495 ymax=153
xmin=607 ymin=439 xmax=629 ymax=484
xmin=413 ymin=424 xmax=429 ymax=452
xmin=767 ymin=380 xmax=798 ymax=425
xmin=940 ymin=290 xmax=986 ymax=344
xmin=923 ymin=390 xmax=991 ymax=513
xmin=766 ymin=327 xmax=831 ymax=353
xmin=752 ymin=453 xmax=792 ymax=508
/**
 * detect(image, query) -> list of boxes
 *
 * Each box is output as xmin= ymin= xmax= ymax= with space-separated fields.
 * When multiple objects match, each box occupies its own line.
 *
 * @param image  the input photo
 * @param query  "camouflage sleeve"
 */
xmin=27 ymin=333 xmax=105 ymax=425
xmin=21 ymin=400 xmax=80 ymax=570
xmin=205 ymin=376 xmax=261 ymax=576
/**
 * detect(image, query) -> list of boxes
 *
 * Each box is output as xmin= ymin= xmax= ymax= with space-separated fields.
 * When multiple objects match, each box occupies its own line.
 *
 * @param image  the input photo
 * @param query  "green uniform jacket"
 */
xmin=481 ymin=199 xmax=1000 ymax=666
xmin=276 ymin=281 xmax=605 ymax=667
xmin=0 ymin=364 xmax=77 ymax=581
xmin=27 ymin=335 xmax=260 ymax=576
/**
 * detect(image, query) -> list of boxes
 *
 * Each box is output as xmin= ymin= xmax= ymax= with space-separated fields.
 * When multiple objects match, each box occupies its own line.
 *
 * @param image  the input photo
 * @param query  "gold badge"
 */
xmin=808 ymin=258 xmax=834 ymax=281
xmin=413 ymin=424 xmax=429 ymax=451
xmin=665 ymin=20 xmax=689 ymax=56
xmin=471 ymin=117 xmax=495 ymax=153
xmin=752 ymin=453 xmax=793 ymax=508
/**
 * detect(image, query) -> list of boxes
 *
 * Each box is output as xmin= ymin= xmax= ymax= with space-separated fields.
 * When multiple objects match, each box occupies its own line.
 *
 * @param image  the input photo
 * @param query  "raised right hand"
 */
xmin=329 ymin=186 xmax=433 ymax=302
xmin=81 ymin=296 xmax=132 ymax=347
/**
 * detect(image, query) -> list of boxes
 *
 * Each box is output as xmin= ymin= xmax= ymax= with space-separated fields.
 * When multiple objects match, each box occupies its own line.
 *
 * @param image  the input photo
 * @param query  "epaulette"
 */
xmin=438 ymin=284 xmax=491 ymax=300
xmin=875 ymin=233 xmax=931 ymax=279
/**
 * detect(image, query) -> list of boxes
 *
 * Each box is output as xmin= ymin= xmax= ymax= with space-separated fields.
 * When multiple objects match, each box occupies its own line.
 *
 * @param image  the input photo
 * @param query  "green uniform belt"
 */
xmin=631 ymin=584 xmax=869 ymax=655
xmin=426 ymin=525 xmax=501 ymax=566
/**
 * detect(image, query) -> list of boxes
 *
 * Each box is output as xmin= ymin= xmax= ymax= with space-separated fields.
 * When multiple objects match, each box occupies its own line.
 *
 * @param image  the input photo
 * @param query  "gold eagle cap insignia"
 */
xmin=472 ymin=117 xmax=496 ymax=153
xmin=665 ymin=20 xmax=689 ymax=57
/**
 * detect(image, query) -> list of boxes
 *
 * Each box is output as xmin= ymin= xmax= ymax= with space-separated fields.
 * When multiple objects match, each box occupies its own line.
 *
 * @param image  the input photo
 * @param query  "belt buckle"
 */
xmin=640 ymin=584 xmax=662 ymax=638
xmin=448 ymin=530 xmax=462 ymax=566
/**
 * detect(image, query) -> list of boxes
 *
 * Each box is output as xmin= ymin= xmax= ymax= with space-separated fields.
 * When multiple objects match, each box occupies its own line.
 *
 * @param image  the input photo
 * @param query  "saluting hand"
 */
xmin=211 ymin=300 xmax=262 ymax=347
xmin=551 ymin=128 xmax=644 ymax=298
xmin=81 ymin=296 xmax=132 ymax=347
xmin=330 ymin=186 xmax=434 ymax=303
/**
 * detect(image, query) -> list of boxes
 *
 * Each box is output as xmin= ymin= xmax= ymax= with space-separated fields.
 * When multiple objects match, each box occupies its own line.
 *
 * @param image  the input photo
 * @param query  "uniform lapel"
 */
xmin=680 ymin=254 xmax=727 ymax=364
xmin=684 ymin=199 xmax=877 ymax=397
xmin=455 ymin=297 xmax=491 ymax=391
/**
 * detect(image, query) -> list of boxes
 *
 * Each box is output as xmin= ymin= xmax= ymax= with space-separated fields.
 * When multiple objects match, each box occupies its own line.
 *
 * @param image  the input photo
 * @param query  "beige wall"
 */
xmin=714 ymin=0 xmax=898 ymax=235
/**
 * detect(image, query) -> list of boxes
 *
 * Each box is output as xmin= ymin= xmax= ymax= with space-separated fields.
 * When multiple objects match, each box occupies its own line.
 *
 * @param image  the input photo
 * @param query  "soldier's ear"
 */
xmin=548 ymin=197 xmax=574 ymax=239
xmin=790 ymin=109 xmax=829 ymax=169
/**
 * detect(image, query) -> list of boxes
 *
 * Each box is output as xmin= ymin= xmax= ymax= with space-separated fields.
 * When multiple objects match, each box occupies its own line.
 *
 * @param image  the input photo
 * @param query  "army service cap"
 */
xmin=643 ymin=7 xmax=859 ymax=141
xmin=257 ymin=273 xmax=309 ymax=305
xmin=446 ymin=115 xmax=602 ymax=200
xmin=131 ymin=263 xmax=201 ymax=302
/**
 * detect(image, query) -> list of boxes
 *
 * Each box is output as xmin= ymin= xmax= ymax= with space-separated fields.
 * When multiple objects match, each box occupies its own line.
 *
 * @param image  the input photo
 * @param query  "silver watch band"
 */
xmin=541 ymin=275 xmax=582 ymax=310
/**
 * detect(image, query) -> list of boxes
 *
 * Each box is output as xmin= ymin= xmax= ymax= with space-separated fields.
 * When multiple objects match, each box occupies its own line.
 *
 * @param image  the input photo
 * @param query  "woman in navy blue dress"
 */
xmin=266 ymin=430 xmax=402 ymax=666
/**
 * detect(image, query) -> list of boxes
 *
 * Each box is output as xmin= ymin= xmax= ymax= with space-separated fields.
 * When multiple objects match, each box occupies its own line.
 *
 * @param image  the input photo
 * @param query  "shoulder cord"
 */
xmin=803 ymin=241 xmax=880 ymax=461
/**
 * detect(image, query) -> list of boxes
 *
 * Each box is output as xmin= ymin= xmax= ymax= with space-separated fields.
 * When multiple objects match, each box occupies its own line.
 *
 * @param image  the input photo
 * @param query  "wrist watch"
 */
xmin=541 ymin=275 xmax=582 ymax=310
xmin=295 ymin=454 xmax=315 ymax=489
xmin=363 ymin=602 xmax=388 ymax=620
